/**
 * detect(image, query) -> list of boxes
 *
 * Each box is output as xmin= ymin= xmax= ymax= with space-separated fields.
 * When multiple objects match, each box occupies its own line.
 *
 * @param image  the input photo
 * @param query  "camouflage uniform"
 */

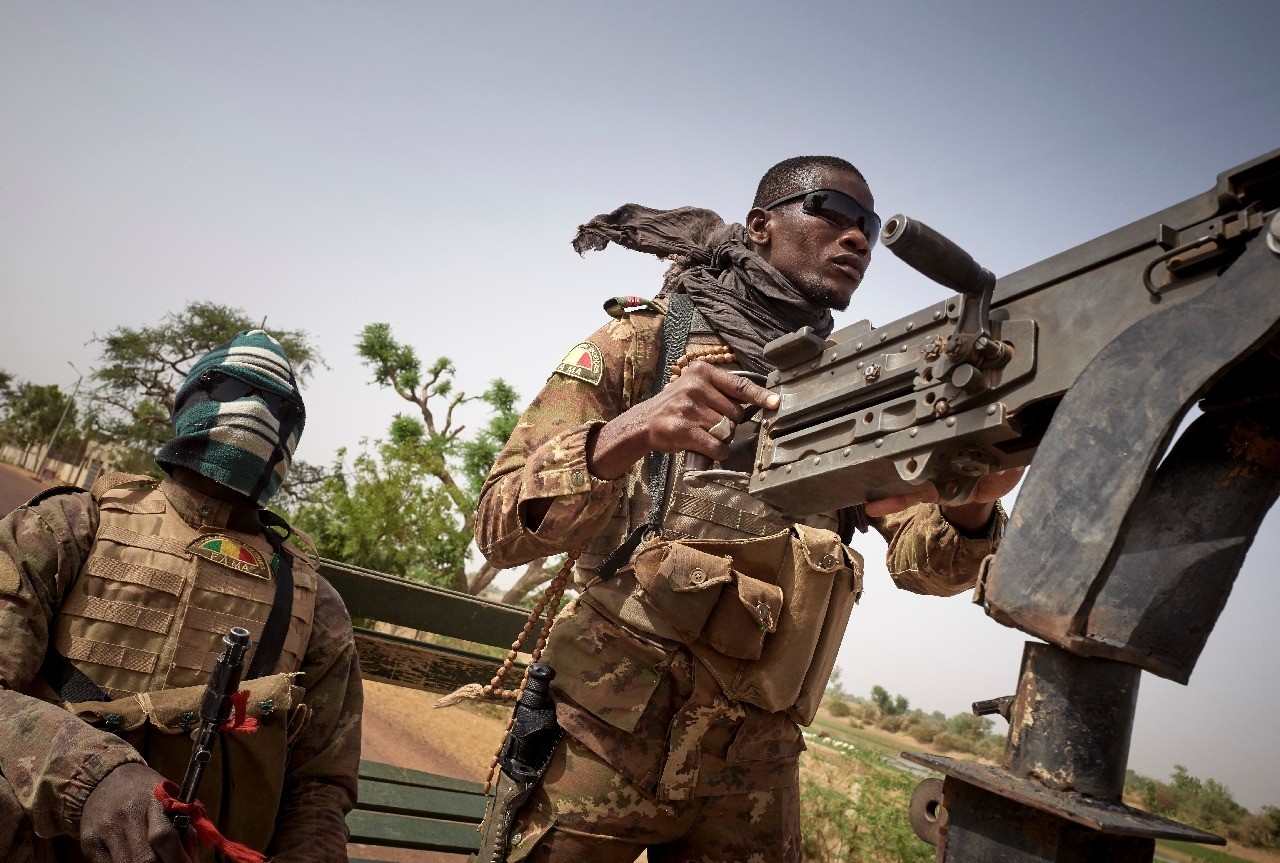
xmin=475 ymin=304 xmax=1004 ymax=862
xmin=0 ymin=475 xmax=362 ymax=863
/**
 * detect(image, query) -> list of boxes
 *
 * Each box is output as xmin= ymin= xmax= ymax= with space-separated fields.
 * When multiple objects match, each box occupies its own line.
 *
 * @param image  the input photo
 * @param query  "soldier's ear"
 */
xmin=746 ymin=207 xmax=772 ymax=248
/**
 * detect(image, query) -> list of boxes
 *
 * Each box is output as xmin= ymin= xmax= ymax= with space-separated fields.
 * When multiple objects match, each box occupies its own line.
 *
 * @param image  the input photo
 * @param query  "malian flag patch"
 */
xmin=188 ymin=534 xmax=271 ymax=578
xmin=554 ymin=341 xmax=604 ymax=386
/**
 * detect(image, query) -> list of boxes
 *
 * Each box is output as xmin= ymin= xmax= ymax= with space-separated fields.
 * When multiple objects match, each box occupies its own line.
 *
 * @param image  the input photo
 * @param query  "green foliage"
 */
xmin=1126 ymin=765 xmax=1255 ymax=842
xmin=800 ymin=744 xmax=933 ymax=863
xmin=870 ymin=684 xmax=909 ymax=716
xmin=459 ymin=379 xmax=521 ymax=497
xmin=0 ymin=382 xmax=76 ymax=452
xmin=306 ymin=323 xmax=523 ymax=595
xmin=291 ymin=431 xmax=473 ymax=592
xmin=90 ymin=301 xmax=321 ymax=454
xmin=827 ymin=699 xmax=852 ymax=718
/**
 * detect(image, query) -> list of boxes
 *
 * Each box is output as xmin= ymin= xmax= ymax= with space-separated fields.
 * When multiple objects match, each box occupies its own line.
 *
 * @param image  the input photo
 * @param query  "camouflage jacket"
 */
xmin=0 ymin=479 xmax=362 ymax=862
xmin=474 ymin=303 xmax=1003 ymax=799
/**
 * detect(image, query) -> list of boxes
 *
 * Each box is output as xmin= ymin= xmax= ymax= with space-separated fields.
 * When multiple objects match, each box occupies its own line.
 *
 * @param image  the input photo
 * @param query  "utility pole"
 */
xmin=36 ymin=361 xmax=83 ymax=482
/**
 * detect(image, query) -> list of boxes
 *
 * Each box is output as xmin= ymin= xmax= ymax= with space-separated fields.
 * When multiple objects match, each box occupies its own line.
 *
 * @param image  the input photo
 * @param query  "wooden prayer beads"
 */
xmin=667 ymin=344 xmax=737 ymax=384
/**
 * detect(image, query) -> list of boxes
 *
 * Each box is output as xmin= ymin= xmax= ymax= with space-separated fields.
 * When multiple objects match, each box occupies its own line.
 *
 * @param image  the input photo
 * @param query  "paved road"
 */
xmin=0 ymin=462 xmax=49 ymax=517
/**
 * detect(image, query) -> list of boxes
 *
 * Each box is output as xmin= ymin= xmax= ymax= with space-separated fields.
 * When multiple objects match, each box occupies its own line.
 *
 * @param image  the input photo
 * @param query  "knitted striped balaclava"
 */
xmin=156 ymin=330 xmax=305 ymax=507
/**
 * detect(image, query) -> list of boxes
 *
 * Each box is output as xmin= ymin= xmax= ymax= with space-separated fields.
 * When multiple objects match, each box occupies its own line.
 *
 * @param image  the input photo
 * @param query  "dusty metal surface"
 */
xmin=1003 ymin=644 xmax=1140 ymax=800
xmin=904 ymin=754 xmax=1223 ymax=844
xmin=980 ymin=224 xmax=1280 ymax=677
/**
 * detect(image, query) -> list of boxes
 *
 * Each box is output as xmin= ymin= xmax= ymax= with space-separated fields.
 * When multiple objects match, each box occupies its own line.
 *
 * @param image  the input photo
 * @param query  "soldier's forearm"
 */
xmin=0 ymin=688 xmax=144 ymax=838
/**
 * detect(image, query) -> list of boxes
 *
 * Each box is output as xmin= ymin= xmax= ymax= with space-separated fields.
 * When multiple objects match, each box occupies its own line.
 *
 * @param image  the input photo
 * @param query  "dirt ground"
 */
xmin=0 ymin=461 xmax=50 ymax=515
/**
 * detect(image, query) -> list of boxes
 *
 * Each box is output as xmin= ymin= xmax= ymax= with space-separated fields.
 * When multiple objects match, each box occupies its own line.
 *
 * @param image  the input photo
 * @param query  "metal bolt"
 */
xmin=864 ymin=363 xmax=881 ymax=382
xmin=934 ymin=399 xmax=949 ymax=416
xmin=879 ymin=333 xmax=887 ymax=342
xmin=842 ymin=448 xmax=851 ymax=457
xmin=923 ymin=337 xmax=944 ymax=362
xmin=909 ymin=428 xmax=918 ymax=438
xmin=906 ymin=322 xmax=915 ymax=331
xmin=987 ymin=405 xmax=997 ymax=416
xmin=875 ymin=438 xmax=884 ymax=448
xmin=813 ymin=456 xmax=821 ymax=466
xmin=946 ymin=417 xmax=956 ymax=427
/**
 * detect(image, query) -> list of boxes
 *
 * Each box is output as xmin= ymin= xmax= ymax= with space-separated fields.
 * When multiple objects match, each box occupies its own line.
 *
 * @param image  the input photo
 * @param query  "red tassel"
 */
xmin=221 ymin=689 xmax=259 ymax=733
xmin=153 ymin=780 xmax=268 ymax=863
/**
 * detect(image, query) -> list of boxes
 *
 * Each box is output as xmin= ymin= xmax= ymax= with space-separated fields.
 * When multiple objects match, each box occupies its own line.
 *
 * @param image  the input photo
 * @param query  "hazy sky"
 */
xmin=2 ymin=1 xmax=1278 ymax=809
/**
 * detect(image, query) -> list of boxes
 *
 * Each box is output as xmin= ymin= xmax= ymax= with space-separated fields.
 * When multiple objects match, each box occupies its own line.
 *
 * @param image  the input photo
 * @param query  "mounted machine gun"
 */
xmin=731 ymin=148 xmax=1280 ymax=861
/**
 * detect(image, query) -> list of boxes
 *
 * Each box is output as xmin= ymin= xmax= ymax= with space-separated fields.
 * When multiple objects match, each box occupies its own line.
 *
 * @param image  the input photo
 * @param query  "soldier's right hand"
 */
xmin=589 ymin=361 xmax=779 ymax=480
xmin=80 ymin=762 xmax=193 ymax=863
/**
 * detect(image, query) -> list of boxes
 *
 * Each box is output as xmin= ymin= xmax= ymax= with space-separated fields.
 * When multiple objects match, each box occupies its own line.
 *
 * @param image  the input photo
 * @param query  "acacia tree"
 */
xmin=293 ymin=323 xmax=558 ymax=601
xmin=89 ymin=301 xmax=324 ymax=490
xmin=0 ymin=382 xmax=78 ymax=462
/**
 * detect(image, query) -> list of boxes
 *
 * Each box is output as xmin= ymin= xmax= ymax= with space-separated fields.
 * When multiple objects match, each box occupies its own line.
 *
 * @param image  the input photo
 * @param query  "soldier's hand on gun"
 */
xmin=864 ymin=467 xmax=1025 ymax=519
xmin=588 ymin=362 xmax=779 ymax=480
xmin=80 ymin=762 xmax=193 ymax=863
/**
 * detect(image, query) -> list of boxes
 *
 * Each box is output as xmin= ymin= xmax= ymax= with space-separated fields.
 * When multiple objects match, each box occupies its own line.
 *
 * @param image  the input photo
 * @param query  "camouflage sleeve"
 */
xmin=872 ymin=501 xmax=1007 ymax=596
xmin=475 ymin=313 xmax=660 ymax=568
xmin=267 ymin=576 xmax=362 ymax=862
xmin=0 ymin=493 xmax=146 ymax=838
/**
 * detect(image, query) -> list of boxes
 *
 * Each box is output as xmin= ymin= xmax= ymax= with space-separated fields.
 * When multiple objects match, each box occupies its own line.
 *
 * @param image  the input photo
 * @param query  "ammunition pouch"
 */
xmin=61 ymin=673 xmax=306 ymax=854
xmin=631 ymin=524 xmax=862 ymax=725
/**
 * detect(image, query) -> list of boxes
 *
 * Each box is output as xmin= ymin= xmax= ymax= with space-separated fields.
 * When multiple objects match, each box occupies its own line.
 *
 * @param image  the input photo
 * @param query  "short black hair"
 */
xmin=753 ymin=156 xmax=869 ymax=209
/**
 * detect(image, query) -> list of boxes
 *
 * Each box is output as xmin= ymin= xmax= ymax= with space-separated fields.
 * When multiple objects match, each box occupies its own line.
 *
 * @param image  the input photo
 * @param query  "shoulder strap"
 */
xmin=90 ymin=472 xmax=155 ymax=500
xmin=246 ymin=510 xmax=296 ymax=679
xmin=595 ymin=292 xmax=697 ymax=579
xmin=25 ymin=485 xmax=86 ymax=507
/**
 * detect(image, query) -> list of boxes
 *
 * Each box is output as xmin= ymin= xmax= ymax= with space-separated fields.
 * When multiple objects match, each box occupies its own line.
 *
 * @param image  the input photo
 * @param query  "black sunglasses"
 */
xmin=762 ymin=188 xmax=881 ymax=248
xmin=198 ymin=371 xmax=296 ymax=416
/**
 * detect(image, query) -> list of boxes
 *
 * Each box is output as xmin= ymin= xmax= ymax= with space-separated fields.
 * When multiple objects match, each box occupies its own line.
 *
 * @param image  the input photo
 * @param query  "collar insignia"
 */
xmin=554 ymin=341 xmax=604 ymax=386
xmin=188 ymin=534 xmax=271 ymax=578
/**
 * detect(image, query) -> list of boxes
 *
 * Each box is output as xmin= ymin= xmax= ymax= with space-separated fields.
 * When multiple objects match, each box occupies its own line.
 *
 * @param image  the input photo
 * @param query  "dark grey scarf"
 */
xmin=573 ymin=204 xmax=834 ymax=375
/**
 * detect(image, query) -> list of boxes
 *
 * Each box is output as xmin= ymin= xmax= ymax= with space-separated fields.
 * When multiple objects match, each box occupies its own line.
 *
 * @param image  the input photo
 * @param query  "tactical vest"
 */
xmin=46 ymin=473 xmax=320 ymax=860
xmin=573 ymin=304 xmax=864 ymax=725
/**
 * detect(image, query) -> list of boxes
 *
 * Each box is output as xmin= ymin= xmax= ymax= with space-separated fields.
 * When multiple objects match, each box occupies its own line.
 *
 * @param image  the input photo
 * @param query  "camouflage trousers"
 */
xmin=506 ymin=735 xmax=801 ymax=863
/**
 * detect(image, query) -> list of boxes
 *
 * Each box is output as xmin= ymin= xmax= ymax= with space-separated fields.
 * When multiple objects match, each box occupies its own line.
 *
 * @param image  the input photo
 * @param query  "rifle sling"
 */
xmin=247 ymin=510 xmax=295 ymax=679
xmin=40 ymin=648 xmax=110 ymax=703
xmin=595 ymin=292 xmax=697 ymax=580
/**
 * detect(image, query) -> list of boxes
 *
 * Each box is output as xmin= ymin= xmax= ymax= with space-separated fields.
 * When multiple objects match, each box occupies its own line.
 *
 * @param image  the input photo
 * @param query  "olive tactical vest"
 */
xmin=53 ymin=473 xmax=318 ymax=697
xmin=39 ymin=473 xmax=320 ymax=860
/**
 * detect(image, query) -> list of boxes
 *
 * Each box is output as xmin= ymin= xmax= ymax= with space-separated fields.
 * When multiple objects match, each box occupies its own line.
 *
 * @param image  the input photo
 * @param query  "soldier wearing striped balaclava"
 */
xmin=156 ymin=329 xmax=305 ymax=507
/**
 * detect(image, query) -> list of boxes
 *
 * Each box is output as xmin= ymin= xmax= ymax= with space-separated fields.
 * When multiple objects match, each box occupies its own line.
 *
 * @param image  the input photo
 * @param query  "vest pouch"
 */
xmin=62 ymin=673 xmax=301 ymax=859
xmin=663 ymin=526 xmax=861 ymax=725
xmin=631 ymin=542 xmax=734 ymax=642
xmin=702 ymin=573 xmax=783 ymax=661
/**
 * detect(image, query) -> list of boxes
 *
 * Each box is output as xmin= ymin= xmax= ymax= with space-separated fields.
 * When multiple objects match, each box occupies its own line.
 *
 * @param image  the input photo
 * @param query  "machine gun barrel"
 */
xmin=172 ymin=626 xmax=252 ymax=832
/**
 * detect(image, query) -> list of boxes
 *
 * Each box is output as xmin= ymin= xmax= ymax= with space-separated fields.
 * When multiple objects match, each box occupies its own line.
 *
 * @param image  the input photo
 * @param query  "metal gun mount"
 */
xmin=747 ymin=149 xmax=1280 ymax=862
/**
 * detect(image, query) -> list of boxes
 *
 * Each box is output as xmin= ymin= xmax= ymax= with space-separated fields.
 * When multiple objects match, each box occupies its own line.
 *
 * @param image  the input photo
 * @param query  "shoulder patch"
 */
xmin=554 ymin=342 xmax=604 ymax=386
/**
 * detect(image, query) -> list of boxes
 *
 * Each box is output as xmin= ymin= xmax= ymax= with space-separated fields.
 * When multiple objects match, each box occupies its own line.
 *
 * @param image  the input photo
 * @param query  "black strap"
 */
xmin=596 ymin=293 xmax=697 ymax=579
xmin=247 ymin=510 xmax=295 ymax=679
xmin=39 ymin=649 xmax=110 ymax=703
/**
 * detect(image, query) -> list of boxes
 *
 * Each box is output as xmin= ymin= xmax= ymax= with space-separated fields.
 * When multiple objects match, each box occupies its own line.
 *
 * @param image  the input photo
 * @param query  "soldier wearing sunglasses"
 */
xmin=472 ymin=156 xmax=1020 ymax=862
xmin=0 ymin=330 xmax=362 ymax=863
